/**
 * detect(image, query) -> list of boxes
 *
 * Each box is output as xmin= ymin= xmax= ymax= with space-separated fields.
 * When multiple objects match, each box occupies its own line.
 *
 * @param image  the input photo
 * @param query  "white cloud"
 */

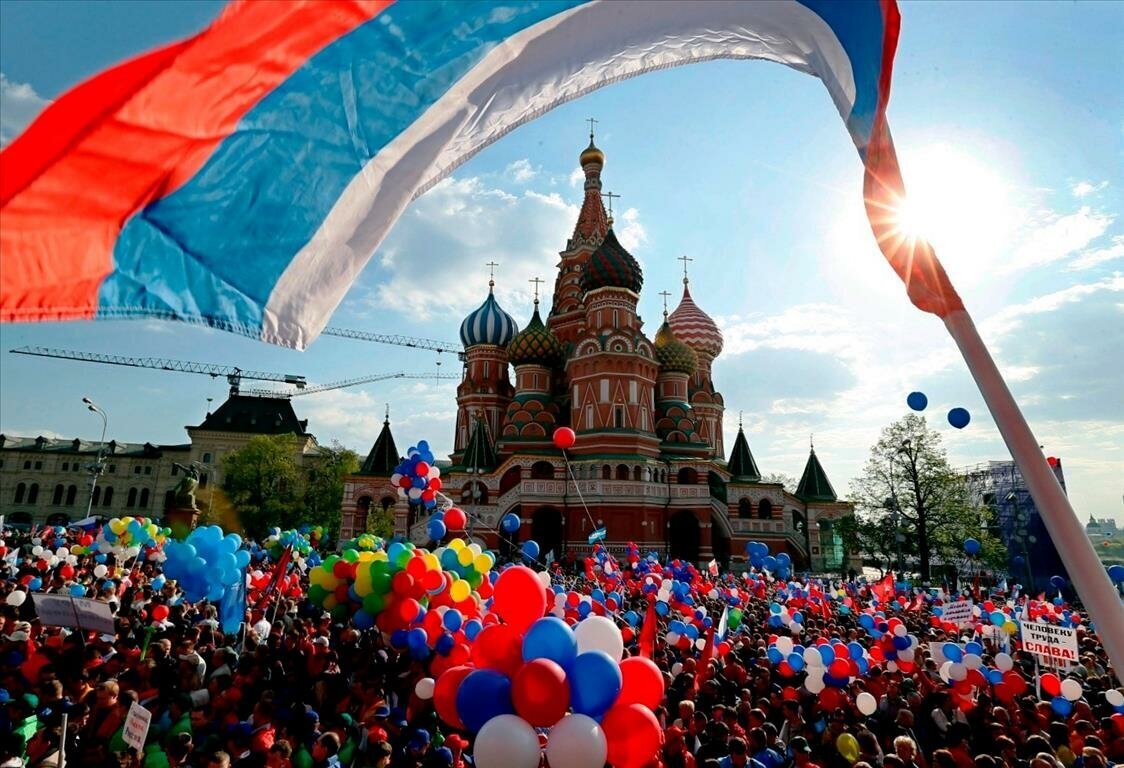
xmin=569 ymin=168 xmax=585 ymax=187
xmin=1067 ymin=235 xmax=1124 ymax=271
xmin=1071 ymin=180 xmax=1108 ymax=198
xmin=615 ymin=207 xmax=647 ymax=252
xmin=0 ymin=73 xmax=49 ymax=146
xmin=506 ymin=159 xmax=538 ymax=183
xmin=1004 ymin=206 xmax=1114 ymax=273
xmin=981 ymin=275 xmax=1124 ymax=340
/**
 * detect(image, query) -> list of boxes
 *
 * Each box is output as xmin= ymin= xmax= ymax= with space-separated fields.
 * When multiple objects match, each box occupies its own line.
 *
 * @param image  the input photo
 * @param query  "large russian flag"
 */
xmin=0 ymin=0 xmax=960 ymax=349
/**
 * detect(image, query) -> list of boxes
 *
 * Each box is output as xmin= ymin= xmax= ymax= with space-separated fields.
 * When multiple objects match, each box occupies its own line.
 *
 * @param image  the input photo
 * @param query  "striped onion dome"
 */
xmin=580 ymin=228 xmax=643 ymax=294
xmin=460 ymin=283 xmax=518 ymax=348
xmin=508 ymin=303 xmax=563 ymax=367
xmin=668 ymin=280 xmax=723 ymax=358
xmin=654 ymin=319 xmax=698 ymax=375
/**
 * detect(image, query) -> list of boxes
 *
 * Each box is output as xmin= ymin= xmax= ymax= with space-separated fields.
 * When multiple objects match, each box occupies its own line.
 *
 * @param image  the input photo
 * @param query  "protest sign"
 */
xmin=1020 ymin=620 xmax=1078 ymax=668
xmin=940 ymin=600 xmax=974 ymax=627
xmin=73 ymin=598 xmax=117 ymax=634
xmin=122 ymin=701 xmax=152 ymax=753
xmin=32 ymin=593 xmax=80 ymax=628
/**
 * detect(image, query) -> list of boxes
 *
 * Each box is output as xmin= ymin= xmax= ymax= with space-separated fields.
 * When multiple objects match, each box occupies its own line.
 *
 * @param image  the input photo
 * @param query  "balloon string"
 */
xmin=561 ymin=449 xmax=600 ymax=535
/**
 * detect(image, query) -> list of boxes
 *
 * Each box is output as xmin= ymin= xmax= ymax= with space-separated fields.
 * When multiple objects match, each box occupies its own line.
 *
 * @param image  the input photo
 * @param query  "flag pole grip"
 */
xmin=944 ymin=309 xmax=1124 ymax=684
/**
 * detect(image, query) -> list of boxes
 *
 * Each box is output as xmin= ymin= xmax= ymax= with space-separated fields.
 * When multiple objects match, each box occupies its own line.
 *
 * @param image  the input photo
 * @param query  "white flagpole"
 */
xmin=944 ymin=309 xmax=1124 ymax=684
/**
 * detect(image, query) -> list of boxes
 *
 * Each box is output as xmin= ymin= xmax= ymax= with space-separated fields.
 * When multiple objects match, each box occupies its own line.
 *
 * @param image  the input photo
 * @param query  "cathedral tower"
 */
xmin=668 ymin=263 xmax=725 ymax=457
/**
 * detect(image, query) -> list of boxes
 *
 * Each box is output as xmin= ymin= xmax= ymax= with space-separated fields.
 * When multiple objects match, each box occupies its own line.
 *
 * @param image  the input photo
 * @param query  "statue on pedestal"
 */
xmin=171 ymin=462 xmax=202 ymax=511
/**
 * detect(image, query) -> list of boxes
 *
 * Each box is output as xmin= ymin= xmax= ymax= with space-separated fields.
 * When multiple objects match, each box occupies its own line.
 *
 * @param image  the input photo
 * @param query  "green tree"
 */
xmin=303 ymin=442 xmax=360 ymax=536
xmin=848 ymin=413 xmax=1001 ymax=582
xmin=760 ymin=472 xmax=798 ymax=493
xmin=221 ymin=435 xmax=302 ymax=536
xmin=365 ymin=503 xmax=396 ymax=539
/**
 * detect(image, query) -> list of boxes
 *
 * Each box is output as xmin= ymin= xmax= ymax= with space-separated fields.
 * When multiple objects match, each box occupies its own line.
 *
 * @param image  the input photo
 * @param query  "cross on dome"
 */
xmin=485 ymin=260 xmax=499 ymax=289
xmin=601 ymin=190 xmax=620 ymax=225
xmin=586 ymin=116 xmax=598 ymax=140
xmin=528 ymin=276 xmax=544 ymax=306
xmin=678 ymin=254 xmax=694 ymax=284
xmin=659 ymin=290 xmax=671 ymax=318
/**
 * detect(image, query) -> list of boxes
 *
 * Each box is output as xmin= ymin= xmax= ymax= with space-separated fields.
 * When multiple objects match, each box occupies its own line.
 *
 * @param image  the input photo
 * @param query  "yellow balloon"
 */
xmin=450 ymin=579 xmax=471 ymax=602
xmin=110 ymin=519 xmax=126 ymax=535
xmin=1003 ymin=621 xmax=1017 ymax=634
xmin=448 ymin=538 xmax=465 ymax=552
xmin=423 ymin=553 xmax=441 ymax=571
xmin=457 ymin=548 xmax=474 ymax=567
xmin=357 ymin=551 xmax=376 ymax=563
xmin=371 ymin=551 xmax=389 ymax=562
xmin=836 ymin=733 xmax=860 ymax=764
xmin=473 ymin=553 xmax=493 ymax=573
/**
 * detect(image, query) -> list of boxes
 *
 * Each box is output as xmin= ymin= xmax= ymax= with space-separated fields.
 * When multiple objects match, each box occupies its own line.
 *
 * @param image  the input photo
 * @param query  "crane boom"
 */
xmin=240 ymin=371 xmax=459 ymax=399
xmin=9 ymin=346 xmax=306 ymax=394
xmin=321 ymin=327 xmax=465 ymax=360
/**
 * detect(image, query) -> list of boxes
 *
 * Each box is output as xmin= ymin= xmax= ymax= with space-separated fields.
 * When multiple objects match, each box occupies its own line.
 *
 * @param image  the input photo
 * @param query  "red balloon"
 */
xmin=444 ymin=507 xmax=467 ymax=531
xmin=398 ymin=597 xmax=421 ymax=624
xmin=829 ymin=659 xmax=850 ymax=678
xmin=429 ymin=477 xmax=443 ymax=492
xmin=1041 ymin=672 xmax=1061 ymax=697
xmin=392 ymin=571 xmax=415 ymax=595
xmin=491 ymin=565 xmax=548 ymax=633
xmin=151 ymin=604 xmax=170 ymax=622
xmin=433 ymin=666 xmax=473 ymax=729
xmin=512 ymin=658 xmax=570 ymax=727
xmin=552 ymin=426 xmax=576 ymax=450
xmin=333 ymin=559 xmax=351 ymax=578
xmin=415 ymin=461 xmax=431 ymax=477
xmin=1047 ymin=456 xmax=1058 ymax=467
xmin=471 ymin=623 xmax=524 ymax=677
xmin=619 ymin=657 xmax=665 ymax=710
xmin=602 ymin=703 xmax=663 ymax=768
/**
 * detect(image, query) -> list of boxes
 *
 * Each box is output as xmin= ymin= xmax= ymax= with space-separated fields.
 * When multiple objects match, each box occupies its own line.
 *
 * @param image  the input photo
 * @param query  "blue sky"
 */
xmin=1 ymin=1 xmax=1121 ymax=522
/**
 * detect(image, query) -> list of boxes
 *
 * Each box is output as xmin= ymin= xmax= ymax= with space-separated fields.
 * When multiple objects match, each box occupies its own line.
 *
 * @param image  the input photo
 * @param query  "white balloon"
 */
xmin=805 ymin=674 xmax=826 ymax=694
xmin=695 ymin=638 xmax=706 ymax=651
xmin=671 ymin=662 xmax=683 ymax=676
xmin=804 ymin=647 xmax=825 ymax=667
xmin=56 ymin=547 xmax=69 ymax=558
xmin=963 ymin=654 xmax=983 ymax=670
xmin=856 ymin=692 xmax=877 ymax=716
xmin=31 ymin=546 xmax=43 ymax=557
xmin=475 ymin=714 xmax=540 ymax=768
xmin=93 ymin=564 xmax=108 ymax=578
xmin=893 ymin=624 xmax=908 ymax=637
xmin=547 ymin=714 xmax=607 ymax=768
xmin=899 ymin=648 xmax=916 ymax=663
xmin=666 ymin=632 xmax=680 ymax=645
xmin=552 ymin=607 xmax=566 ymax=618
xmin=414 ymin=677 xmax=435 ymax=700
xmin=1060 ymin=678 xmax=1083 ymax=702
xmin=995 ymin=652 xmax=1014 ymax=671
xmin=939 ymin=661 xmax=953 ymax=683
xmin=575 ymin=615 xmax=624 ymax=662
xmin=948 ymin=662 xmax=968 ymax=682
xmin=775 ymin=636 xmax=794 ymax=655
xmin=886 ymin=660 xmax=899 ymax=673
xmin=6 ymin=590 xmax=27 ymax=607
xmin=537 ymin=570 xmax=552 ymax=588
xmin=1105 ymin=689 xmax=1124 ymax=707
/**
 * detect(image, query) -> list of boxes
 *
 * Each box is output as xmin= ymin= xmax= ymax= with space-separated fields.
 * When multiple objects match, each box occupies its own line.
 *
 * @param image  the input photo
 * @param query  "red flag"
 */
xmin=638 ymin=598 xmax=657 ymax=659
xmin=255 ymin=544 xmax=292 ymax=610
xmin=872 ymin=571 xmax=895 ymax=603
xmin=697 ymin=626 xmax=716 ymax=687
xmin=909 ymin=593 xmax=924 ymax=612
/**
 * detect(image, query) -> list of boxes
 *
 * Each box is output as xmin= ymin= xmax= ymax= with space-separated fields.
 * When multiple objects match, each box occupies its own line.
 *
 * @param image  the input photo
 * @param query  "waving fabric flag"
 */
xmin=0 ymin=0 xmax=959 ymax=348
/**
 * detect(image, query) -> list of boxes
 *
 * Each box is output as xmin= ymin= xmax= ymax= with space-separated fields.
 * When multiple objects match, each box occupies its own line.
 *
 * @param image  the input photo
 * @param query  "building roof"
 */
xmin=668 ymin=280 xmax=723 ymax=359
xmin=581 ymin=228 xmax=643 ymax=295
xmin=462 ymin=417 xmax=497 ymax=472
xmin=359 ymin=416 xmax=400 ymax=476
xmin=654 ymin=320 xmax=698 ymax=375
xmin=795 ymin=447 xmax=838 ymax=502
xmin=460 ymin=283 xmax=518 ymax=348
xmin=0 ymin=434 xmax=189 ymax=456
xmin=726 ymin=426 xmax=761 ymax=481
xmin=189 ymin=395 xmax=310 ymax=436
xmin=508 ymin=304 xmax=564 ymax=367
xmin=571 ymin=138 xmax=609 ymax=244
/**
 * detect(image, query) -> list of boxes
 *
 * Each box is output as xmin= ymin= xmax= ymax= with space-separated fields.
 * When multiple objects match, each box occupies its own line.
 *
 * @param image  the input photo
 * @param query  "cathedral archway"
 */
xmin=668 ymin=510 xmax=700 ymax=565
xmin=615 ymin=464 xmax=629 ymax=480
xmin=355 ymin=495 xmax=372 ymax=533
xmin=677 ymin=467 xmax=698 ymax=485
xmin=500 ymin=466 xmax=522 ymax=494
xmin=738 ymin=498 xmax=752 ymax=519
xmin=530 ymin=461 xmax=554 ymax=480
xmin=531 ymin=507 xmax=564 ymax=564
xmin=757 ymin=498 xmax=773 ymax=520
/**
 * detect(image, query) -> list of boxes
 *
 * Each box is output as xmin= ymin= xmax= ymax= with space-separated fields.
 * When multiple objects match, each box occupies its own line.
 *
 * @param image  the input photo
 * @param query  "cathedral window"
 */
xmin=615 ymin=465 xmax=629 ymax=480
xmin=602 ymin=465 xmax=611 ymax=480
xmin=738 ymin=498 xmax=752 ymax=519
xmin=573 ymin=385 xmax=579 ymax=402
xmin=613 ymin=309 xmax=619 ymax=327
xmin=614 ymin=405 xmax=625 ymax=428
xmin=629 ymin=381 xmax=637 ymax=403
xmin=585 ymin=405 xmax=594 ymax=429
xmin=599 ymin=380 xmax=609 ymax=402
xmin=640 ymin=409 xmax=648 ymax=431
xmin=757 ymin=498 xmax=773 ymax=520
xmin=483 ymin=361 xmax=490 ymax=378
xmin=677 ymin=467 xmax=698 ymax=485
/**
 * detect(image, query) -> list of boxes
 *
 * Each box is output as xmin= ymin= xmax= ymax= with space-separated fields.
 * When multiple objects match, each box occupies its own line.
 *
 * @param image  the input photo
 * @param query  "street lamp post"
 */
xmin=82 ymin=397 xmax=108 ymax=518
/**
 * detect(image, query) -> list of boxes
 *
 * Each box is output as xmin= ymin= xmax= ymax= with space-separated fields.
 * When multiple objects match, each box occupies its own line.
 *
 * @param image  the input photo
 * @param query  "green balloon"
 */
xmin=372 ymin=571 xmax=392 ymax=595
xmin=362 ymin=593 xmax=385 ymax=614
xmin=308 ymin=584 xmax=328 ymax=605
xmin=341 ymin=548 xmax=359 ymax=563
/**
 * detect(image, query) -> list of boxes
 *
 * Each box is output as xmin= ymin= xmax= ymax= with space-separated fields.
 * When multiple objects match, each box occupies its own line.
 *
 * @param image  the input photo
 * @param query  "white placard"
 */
xmin=1020 ymin=620 xmax=1078 ymax=668
xmin=940 ymin=600 xmax=975 ymax=627
xmin=122 ymin=701 xmax=152 ymax=753
xmin=72 ymin=598 xmax=116 ymax=634
xmin=32 ymin=593 xmax=80 ymax=628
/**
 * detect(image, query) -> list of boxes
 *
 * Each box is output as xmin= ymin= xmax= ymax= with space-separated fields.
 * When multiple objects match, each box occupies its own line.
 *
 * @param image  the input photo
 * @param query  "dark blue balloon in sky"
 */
xmin=948 ymin=407 xmax=971 ymax=429
xmin=907 ymin=391 xmax=928 ymax=411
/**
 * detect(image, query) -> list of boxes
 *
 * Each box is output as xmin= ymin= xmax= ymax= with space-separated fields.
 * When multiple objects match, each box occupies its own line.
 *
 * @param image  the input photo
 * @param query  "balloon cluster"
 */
xmin=262 ymin=528 xmax=312 ymax=559
xmin=428 ymin=566 xmax=665 ymax=768
xmin=392 ymin=439 xmax=442 ymax=509
xmin=162 ymin=525 xmax=249 ymax=603
xmin=745 ymin=541 xmax=792 ymax=579
xmin=95 ymin=516 xmax=169 ymax=560
xmin=306 ymin=538 xmax=494 ymax=652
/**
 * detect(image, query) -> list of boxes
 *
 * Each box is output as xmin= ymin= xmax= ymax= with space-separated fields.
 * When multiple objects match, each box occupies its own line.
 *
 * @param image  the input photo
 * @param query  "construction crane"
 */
xmin=9 ymin=346 xmax=306 ymax=395
xmin=241 ymin=371 xmax=459 ymax=399
xmin=321 ymin=327 xmax=465 ymax=362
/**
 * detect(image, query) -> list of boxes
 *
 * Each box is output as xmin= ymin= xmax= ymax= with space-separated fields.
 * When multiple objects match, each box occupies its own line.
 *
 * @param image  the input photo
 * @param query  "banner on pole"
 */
xmin=122 ymin=701 xmax=152 ymax=753
xmin=1020 ymin=620 xmax=1078 ymax=668
xmin=940 ymin=600 xmax=975 ymax=627
xmin=32 ymin=594 xmax=116 ymax=633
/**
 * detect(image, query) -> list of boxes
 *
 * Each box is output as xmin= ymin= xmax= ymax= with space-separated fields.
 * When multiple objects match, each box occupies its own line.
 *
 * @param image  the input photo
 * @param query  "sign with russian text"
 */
xmin=122 ymin=701 xmax=152 ymax=753
xmin=32 ymin=593 xmax=80 ymax=628
xmin=1020 ymin=620 xmax=1078 ymax=667
xmin=940 ymin=600 xmax=974 ymax=627
xmin=72 ymin=598 xmax=117 ymax=634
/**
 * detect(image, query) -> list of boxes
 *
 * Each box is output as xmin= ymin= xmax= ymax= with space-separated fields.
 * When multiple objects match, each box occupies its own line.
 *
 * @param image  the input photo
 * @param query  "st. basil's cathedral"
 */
xmin=340 ymin=134 xmax=854 ymax=573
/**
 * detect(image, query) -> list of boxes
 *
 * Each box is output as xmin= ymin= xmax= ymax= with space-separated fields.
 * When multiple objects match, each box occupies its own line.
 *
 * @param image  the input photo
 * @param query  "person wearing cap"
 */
xmin=663 ymin=725 xmax=698 ymax=768
xmin=788 ymin=736 xmax=822 ymax=768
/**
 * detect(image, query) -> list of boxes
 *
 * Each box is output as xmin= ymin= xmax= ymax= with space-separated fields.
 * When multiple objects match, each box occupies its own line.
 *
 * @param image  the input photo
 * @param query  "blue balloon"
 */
xmin=70 ymin=584 xmax=87 ymax=597
xmin=787 ymin=652 xmax=805 ymax=671
xmin=848 ymin=642 xmax=865 ymax=661
xmin=352 ymin=609 xmax=375 ymax=631
xmin=965 ymin=641 xmax=983 ymax=656
xmin=501 ymin=513 xmax=521 ymax=534
xmin=427 ymin=519 xmax=447 ymax=540
xmin=443 ymin=609 xmax=463 ymax=632
xmin=522 ymin=540 xmax=540 ymax=561
xmin=964 ymin=538 xmax=981 ymax=556
xmin=942 ymin=643 xmax=964 ymax=663
xmin=569 ymin=651 xmax=622 ymax=721
xmin=1109 ymin=564 xmax=1124 ymax=584
xmin=522 ymin=617 xmax=577 ymax=669
xmin=859 ymin=614 xmax=875 ymax=630
xmin=1051 ymin=696 xmax=1074 ymax=717
xmin=819 ymin=645 xmax=836 ymax=666
xmin=463 ymin=619 xmax=483 ymax=641
xmin=892 ymin=635 xmax=911 ymax=651
xmin=1050 ymin=575 xmax=1066 ymax=589
xmin=948 ymin=407 xmax=971 ymax=429
xmin=456 ymin=670 xmax=514 ymax=732
xmin=907 ymin=391 xmax=928 ymax=411
xmin=28 ymin=578 xmax=42 ymax=591
xmin=767 ymin=647 xmax=784 ymax=664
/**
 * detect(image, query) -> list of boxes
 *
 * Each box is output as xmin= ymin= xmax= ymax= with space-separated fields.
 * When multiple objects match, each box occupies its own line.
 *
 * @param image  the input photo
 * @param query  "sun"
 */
xmin=891 ymin=143 xmax=1019 ymax=281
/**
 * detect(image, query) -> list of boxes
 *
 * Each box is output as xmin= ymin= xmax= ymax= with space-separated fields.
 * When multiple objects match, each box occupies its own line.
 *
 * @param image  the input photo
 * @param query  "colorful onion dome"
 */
xmin=668 ymin=280 xmax=722 ymax=358
xmin=460 ymin=283 xmax=518 ymax=348
xmin=580 ymin=228 xmax=643 ymax=294
xmin=654 ymin=320 xmax=698 ymax=374
xmin=579 ymin=136 xmax=604 ymax=168
xmin=508 ymin=303 xmax=563 ymax=367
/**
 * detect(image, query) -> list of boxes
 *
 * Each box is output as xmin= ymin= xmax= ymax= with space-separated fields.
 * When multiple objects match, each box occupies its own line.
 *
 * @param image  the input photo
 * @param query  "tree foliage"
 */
xmin=760 ymin=472 xmax=798 ymax=493
xmin=847 ymin=414 xmax=1003 ymax=581
xmin=221 ymin=436 xmax=358 ymax=537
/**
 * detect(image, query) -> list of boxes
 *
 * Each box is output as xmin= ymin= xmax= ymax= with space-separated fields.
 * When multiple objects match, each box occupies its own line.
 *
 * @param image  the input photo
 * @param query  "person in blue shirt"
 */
xmin=718 ymin=736 xmax=766 ymax=768
xmin=749 ymin=727 xmax=783 ymax=768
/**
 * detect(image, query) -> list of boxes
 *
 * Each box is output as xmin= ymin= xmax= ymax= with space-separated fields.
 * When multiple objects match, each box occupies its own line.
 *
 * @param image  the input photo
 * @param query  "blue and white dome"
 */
xmin=460 ymin=285 xmax=518 ymax=348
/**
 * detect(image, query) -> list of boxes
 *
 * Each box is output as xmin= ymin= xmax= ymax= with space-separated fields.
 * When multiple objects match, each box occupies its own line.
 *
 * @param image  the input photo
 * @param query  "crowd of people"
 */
xmin=1 ymin=521 xmax=1122 ymax=768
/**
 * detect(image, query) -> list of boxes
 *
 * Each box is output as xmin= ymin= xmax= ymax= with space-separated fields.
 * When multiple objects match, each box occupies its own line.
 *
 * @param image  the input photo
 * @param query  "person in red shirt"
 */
xmin=661 ymin=725 xmax=696 ymax=768
xmin=788 ymin=737 xmax=823 ymax=768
